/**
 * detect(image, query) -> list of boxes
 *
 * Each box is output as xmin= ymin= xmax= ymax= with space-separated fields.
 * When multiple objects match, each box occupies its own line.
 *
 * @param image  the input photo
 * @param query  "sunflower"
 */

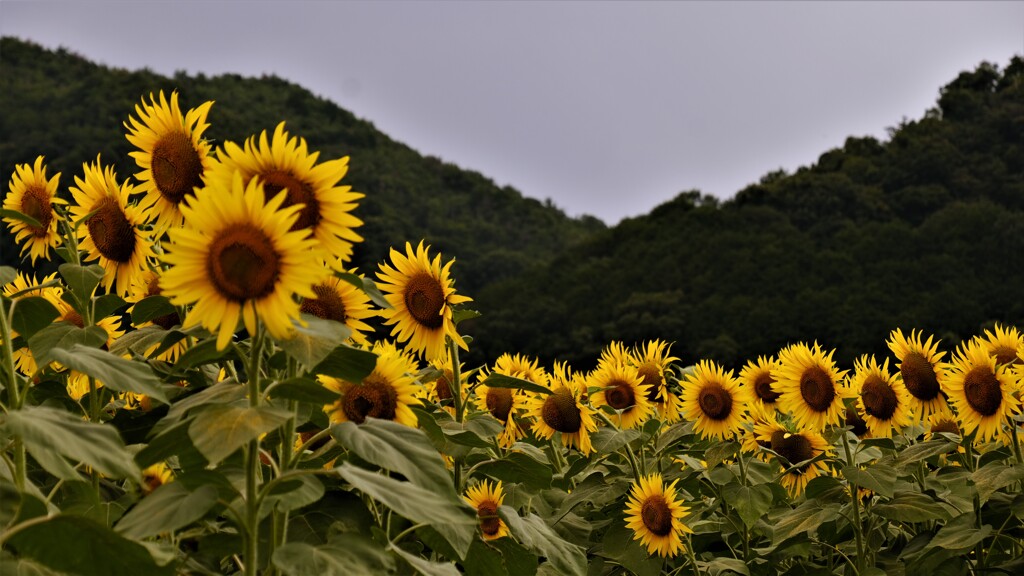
xmin=464 ymin=480 xmax=509 ymax=540
xmin=299 ymin=268 xmax=377 ymax=345
xmin=3 ymin=156 xmax=65 ymax=264
xmin=624 ymin=473 xmax=692 ymax=558
xmin=887 ymin=329 xmax=949 ymax=421
xmin=598 ymin=341 xmax=632 ymax=368
xmin=590 ymin=362 xmax=654 ymax=430
xmin=160 ymin=174 xmax=322 ymax=350
xmin=739 ymin=355 xmax=782 ymax=413
xmin=756 ymin=420 xmax=832 ymax=497
xmin=741 ymin=404 xmax=781 ymax=462
xmin=376 ymin=241 xmax=472 ymax=360
xmin=422 ymin=353 xmax=464 ymax=415
xmin=927 ymin=413 xmax=962 ymax=439
xmin=474 ymin=353 xmax=542 ymax=448
xmin=125 ymin=91 xmax=214 ymax=232
xmin=844 ymin=404 xmax=870 ymax=438
xmin=849 ymin=355 xmax=912 ymax=438
xmin=679 ymin=360 xmax=751 ymax=440
xmin=3 ymin=272 xmax=63 ymax=376
xmin=941 ymin=339 xmax=1020 ymax=443
xmin=68 ymin=157 xmax=154 ymax=296
xmin=775 ymin=343 xmax=849 ymax=432
xmin=126 ymin=270 xmax=188 ymax=362
xmin=524 ymin=362 xmax=598 ymax=455
xmin=320 ymin=342 xmax=421 ymax=427
xmin=977 ymin=324 xmax=1023 ymax=368
xmin=631 ymin=340 xmax=682 ymax=423
xmin=207 ymin=122 xmax=363 ymax=265
xmin=141 ymin=462 xmax=174 ymax=495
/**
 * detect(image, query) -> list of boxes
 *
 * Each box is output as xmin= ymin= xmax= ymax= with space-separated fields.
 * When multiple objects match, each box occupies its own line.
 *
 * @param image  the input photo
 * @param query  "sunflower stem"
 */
xmin=0 ymin=299 xmax=28 ymax=491
xmin=684 ymin=535 xmax=702 ymax=576
xmin=623 ymin=442 xmax=643 ymax=484
xmin=244 ymin=319 xmax=265 ymax=576
xmin=1009 ymin=416 xmax=1022 ymax=465
xmin=447 ymin=337 xmax=464 ymax=423
xmin=840 ymin=430 xmax=865 ymax=574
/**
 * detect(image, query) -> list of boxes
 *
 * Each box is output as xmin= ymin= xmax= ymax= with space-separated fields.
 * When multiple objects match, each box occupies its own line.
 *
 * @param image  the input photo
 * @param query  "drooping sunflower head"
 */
xmin=299 ymin=269 xmax=377 ymax=345
xmin=632 ymin=340 xmax=682 ymax=422
xmin=624 ymin=473 xmax=692 ymax=558
xmin=376 ymin=241 xmax=472 ymax=360
xmin=680 ymin=359 xmax=751 ymax=440
xmin=525 ymin=362 xmax=598 ymax=455
xmin=207 ymin=122 xmax=364 ymax=265
xmin=68 ymin=156 xmax=154 ymax=296
xmin=160 ymin=173 xmax=322 ymax=349
xmin=850 ymin=355 xmax=911 ymax=439
xmin=977 ymin=324 xmax=1023 ymax=368
xmin=757 ymin=422 xmax=832 ymax=497
xmin=320 ymin=343 xmax=422 ymax=427
xmin=775 ymin=342 xmax=849 ymax=432
xmin=941 ymin=339 xmax=1020 ymax=444
xmin=590 ymin=361 xmax=654 ymax=430
xmin=739 ymin=355 xmax=782 ymax=411
xmin=125 ymin=90 xmax=214 ymax=232
xmin=464 ymin=480 xmax=509 ymax=540
xmin=887 ymin=328 xmax=949 ymax=421
xmin=3 ymin=155 xmax=66 ymax=264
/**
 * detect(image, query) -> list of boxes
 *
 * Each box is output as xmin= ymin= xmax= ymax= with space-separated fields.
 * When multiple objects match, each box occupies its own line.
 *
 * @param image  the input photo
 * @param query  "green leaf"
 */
xmin=10 ymin=296 xmax=60 ymax=340
xmin=898 ymin=438 xmax=958 ymax=466
xmin=0 ymin=266 xmax=17 ymax=286
xmin=926 ymin=512 xmax=991 ymax=552
xmin=335 ymin=462 xmax=477 ymax=558
xmin=476 ymin=451 xmax=553 ymax=491
xmin=135 ymin=419 xmax=203 ymax=469
xmin=440 ymin=417 xmax=503 ymax=448
xmin=274 ymin=537 xmax=395 ymax=576
xmin=109 ymin=325 xmax=170 ymax=358
xmin=27 ymin=322 xmax=107 ymax=368
xmin=706 ymin=557 xmax=751 ymax=576
xmin=331 ymin=419 xmax=455 ymax=495
xmin=58 ymin=263 xmax=104 ymax=304
xmin=151 ymin=380 xmax=248 ymax=435
xmin=842 ymin=463 xmax=897 ymax=498
xmin=188 ymin=405 xmax=292 ymax=465
xmin=6 ymin=515 xmax=175 ymax=576
xmin=93 ymin=293 xmax=127 ymax=320
xmin=1 ymin=207 xmax=43 ymax=229
xmin=49 ymin=344 xmax=170 ymax=404
xmin=590 ymin=427 xmax=641 ymax=453
xmin=390 ymin=545 xmax=460 ymax=576
xmin=3 ymin=405 xmax=139 ymax=479
xmin=261 ymin=473 xmax=325 ymax=516
xmin=722 ymin=483 xmax=773 ymax=528
xmin=873 ymin=492 xmax=952 ymax=523
xmin=452 ymin=308 xmax=481 ymax=325
xmin=115 ymin=483 xmax=219 ymax=539
xmin=481 ymin=372 xmax=552 ymax=396
xmin=313 ymin=345 xmax=378 ymax=382
xmin=269 ymin=377 xmax=341 ymax=403
xmin=972 ymin=462 xmax=1024 ymax=504
xmin=499 ymin=509 xmax=586 ymax=576
xmin=275 ymin=313 xmax=351 ymax=370
xmin=337 ymin=272 xmax=391 ymax=309
xmin=772 ymin=501 xmax=842 ymax=546
xmin=173 ymin=337 xmax=237 ymax=371
xmin=131 ymin=295 xmax=177 ymax=326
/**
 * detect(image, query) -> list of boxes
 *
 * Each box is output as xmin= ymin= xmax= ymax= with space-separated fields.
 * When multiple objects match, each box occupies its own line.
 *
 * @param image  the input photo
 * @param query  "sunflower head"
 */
xmin=850 ymin=355 xmax=911 ymax=439
xmin=525 ymin=362 xmax=598 ymax=455
xmin=977 ymin=324 xmax=1023 ymax=368
xmin=632 ymin=340 xmax=682 ymax=422
xmin=888 ymin=328 xmax=948 ymax=421
xmin=141 ymin=462 xmax=174 ymax=495
xmin=624 ymin=473 xmax=692 ymax=558
xmin=321 ymin=342 xmax=421 ymax=427
xmin=590 ymin=361 xmax=654 ymax=430
xmin=299 ymin=269 xmax=377 ymax=345
xmin=680 ymin=359 xmax=751 ymax=440
xmin=775 ymin=342 xmax=849 ymax=432
xmin=941 ymin=339 xmax=1019 ymax=443
xmin=740 ymin=355 xmax=781 ymax=410
xmin=464 ymin=480 xmax=509 ymax=540
xmin=3 ymin=156 xmax=66 ymax=264
xmin=759 ymin=424 xmax=832 ymax=497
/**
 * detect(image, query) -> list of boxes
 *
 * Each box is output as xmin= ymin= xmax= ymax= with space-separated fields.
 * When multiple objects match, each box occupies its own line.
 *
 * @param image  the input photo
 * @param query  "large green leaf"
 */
xmin=337 ymin=272 xmax=391 ymax=309
xmin=109 ymin=325 xmax=170 ymax=358
xmin=58 ymin=263 xmax=104 ymax=306
xmin=771 ymin=500 xmax=842 ymax=546
xmin=93 ymin=294 xmax=127 ymax=320
xmin=872 ymin=492 xmax=952 ymax=523
xmin=6 ymin=515 xmax=175 ymax=576
xmin=188 ymin=405 xmax=292 ymax=466
xmin=722 ymin=483 xmax=774 ymax=528
xmin=590 ymin=428 xmax=641 ymax=454
xmin=390 ymin=545 xmax=460 ymax=576
xmin=275 ymin=313 xmax=351 ymax=370
xmin=312 ymin=345 xmax=377 ymax=382
xmin=841 ymin=463 xmax=897 ymax=498
xmin=897 ymin=438 xmax=958 ymax=466
xmin=3 ymin=405 xmax=139 ymax=479
xmin=173 ymin=337 xmax=238 ymax=371
xmin=475 ymin=451 xmax=553 ymax=491
xmin=268 ymin=377 xmax=341 ymax=404
xmin=498 ymin=509 xmax=586 ymax=576
xmin=926 ymin=512 xmax=991 ymax=552
xmin=27 ymin=322 xmax=107 ymax=368
xmin=49 ymin=344 xmax=170 ymax=404
xmin=115 ymin=482 xmax=219 ymax=539
xmin=130 ymin=295 xmax=177 ymax=326
xmin=152 ymin=380 xmax=247 ymax=434
xmin=972 ymin=462 xmax=1024 ymax=504
xmin=273 ymin=538 xmax=395 ymax=576
xmin=331 ymin=419 xmax=453 ymax=494
xmin=9 ymin=296 xmax=60 ymax=339
xmin=481 ymin=373 xmax=552 ymax=396
xmin=261 ymin=473 xmax=325 ymax=516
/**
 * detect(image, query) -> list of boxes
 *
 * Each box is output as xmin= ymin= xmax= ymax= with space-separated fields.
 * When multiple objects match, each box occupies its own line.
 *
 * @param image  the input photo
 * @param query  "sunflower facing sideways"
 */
xmin=887 ymin=328 xmax=949 ymax=421
xmin=320 ymin=342 xmax=422 ymax=427
xmin=299 ymin=267 xmax=377 ymax=346
xmin=206 ymin=122 xmax=364 ymax=265
xmin=977 ymin=324 xmax=1023 ymax=368
xmin=160 ymin=173 xmax=322 ymax=350
xmin=125 ymin=91 xmax=214 ymax=232
xmin=68 ymin=157 xmax=154 ymax=296
xmin=849 ymin=355 xmax=912 ymax=438
xmin=464 ymin=480 xmax=509 ymax=540
xmin=679 ymin=359 xmax=752 ymax=440
xmin=774 ymin=342 xmax=849 ymax=432
xmin=475 ymin=353 xmax=544 ymax=448
xmin=624 ymin=473 xmax=692 ymax=558
xmin=739 ymin=355 xmax=782 ymax=413
xmin=941 ymin=339 xmax=1020 ymax=443
xmin=3 ymin=155 xmax=65 ymax=264
xmin=631 ymin=340 xmax=682 ymax=422
xmin=756 ymin=418 xmax=832 ymax=497
xmin=376 ymin=241 xmax=472 ymax=360
xmin=524 ymin=362 xmax=598 ymax=455
xmin=590 ymin=361 xmax=654 ymax=430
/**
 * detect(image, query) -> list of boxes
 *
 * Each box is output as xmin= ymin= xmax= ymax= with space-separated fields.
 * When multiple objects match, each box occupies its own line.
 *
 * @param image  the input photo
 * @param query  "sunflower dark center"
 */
xmin=605 ymin=380 xmax=636 ymax=410
xmin=64 ymin=310 xmax=85 ymax=329
xmin=698 ymin=383 xmax=733 ymax=420
xmin=342 ymin=374 xmax=398 ymax=424
xmin=753 ymin=373 xmax=781 ymax=404
xmin=637 ymin=365 xmax=664 ymax=402
xmin=20 ymin=185 xmax=53 ymax=235
xmin=861 ymin=375 xmax=898 ymax=420
xmin=963 ymin=366 xmax=1002 ymax=417
xmin=931 ymin=418 xmax=961 ymax=436
xmin=476 ymin=501 xmax=501 ymax=536
xmin=403 ymin=273 xmax=445 ymax=329
xmin=207 ymin=224 xmax=280 ymax=302
xmin=993 ymin=346 xmax=1019 ymax=366
xmin=799 ymin=365 xmax=836 ymax=412
xmin=87 ymin=196 xmax=136 ymax=263
xmin=845 ymin=405 xmax=869 ymax=436
xmin=301 ymin=284 xmax=347 ymax=323
xmin=640 ymin=495 xmax=673 ymax=537
xmin=152 ymin=131 xmax=203 ymax=204
xmin=486 ymin=387 xmax=514 ymax=421
xmin=142 ymin=471 xmax=165 ymax=495
xmin=900 ymin=352 xmax=941 ymax=401
xmin=771 ymin=431 xmax=813 ymax=472
xmin=541 ymin=388 xmax=582 ymax=433
xmin=262 ymin=170 xmax=320 ymax=231
xmin=434 ymin=369 xmax=454 ymax=402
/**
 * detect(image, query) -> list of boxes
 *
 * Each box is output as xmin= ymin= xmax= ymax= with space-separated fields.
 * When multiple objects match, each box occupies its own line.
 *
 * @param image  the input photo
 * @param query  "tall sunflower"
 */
xmin=524 ymin=362 xmax=598 ymax=455
xmin=299 ymin=268 xmax=377 ymax=345
xmin=977 ymin=324 xmax=1023 ymax=368
xmin=679 ymin=360 xmax=751 ymax=440
xmin=125 ymin=91 xmax=214 ymax=232
xmin=849 ymin=355 xmax=911 ymax=438
xmin=464 ymin=480 xmax=509 ymax=540
xmin=376 ymin=241 xmax=471 ymax=360
xmin=887 ymin=329 xmax=949 ymax=421
xmin=632 ymin=340 xmax=682 ymax=423
xmin=590 ymin=361 xmax=654 ymax=430
xmin=941 ymin=340 xmax=1020 ymax=443
xmin=775 ymin=343 xmax=849 ymax=432
xmin=68 ymin=157 xmax=154 ymax=296
xmin=474 ymin=353 xmax=542 ymax=448
xmin=320 ymin=342 xmax=421 ymax=427
xmin=207 ymin=122 xmax=363 ymax=265
xmin=3 ymin=156 xmax=65 ymax=264
xmin=160 ymin=174 xmax=322 ymax=350
xmin=756 ymin=420 xmax=832 ymax=497
xmin=739 ymin=355 xmax=782 ymax=413
xmin=624 ymin=473 xmax=692 ymax=558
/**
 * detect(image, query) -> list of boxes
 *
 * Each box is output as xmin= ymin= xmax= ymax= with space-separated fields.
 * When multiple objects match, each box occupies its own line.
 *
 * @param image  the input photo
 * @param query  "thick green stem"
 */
xmin=841 ymin=431 xmax=865 ymax=573
xmin=685 ymin=535 xmax=701 ymax=576
xmin=0 ymin=302 xmax=25 ymax=491
xmin=1010 ymin=416 xmax=1022 ymax=465
xmin=448 ymin=337 xmax=464 ymax=423
xmin=244 ymin=320 xmax=265 ymax=576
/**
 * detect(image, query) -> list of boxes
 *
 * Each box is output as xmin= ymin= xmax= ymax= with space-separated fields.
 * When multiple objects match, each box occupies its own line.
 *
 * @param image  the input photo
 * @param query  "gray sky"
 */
xmin=2 ymin=1 xmax=1023 ymax=223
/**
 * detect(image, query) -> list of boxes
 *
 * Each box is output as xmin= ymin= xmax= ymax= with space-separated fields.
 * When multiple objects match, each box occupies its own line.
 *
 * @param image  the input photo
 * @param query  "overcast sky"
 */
xmin=2 ymin=1 xmax=1023 ymax=223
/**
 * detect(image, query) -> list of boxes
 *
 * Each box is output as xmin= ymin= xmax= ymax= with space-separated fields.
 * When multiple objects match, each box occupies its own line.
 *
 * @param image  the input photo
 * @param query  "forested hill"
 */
xmin=473 ymin=57 xmax=1024 ymax=369
xmin=0 ymin=37 xmax=605 ymax=296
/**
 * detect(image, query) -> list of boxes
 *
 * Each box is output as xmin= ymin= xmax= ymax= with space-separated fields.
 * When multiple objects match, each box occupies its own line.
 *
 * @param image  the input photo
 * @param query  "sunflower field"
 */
xmin=2 ymin=92 xmax=1024 ymax=576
